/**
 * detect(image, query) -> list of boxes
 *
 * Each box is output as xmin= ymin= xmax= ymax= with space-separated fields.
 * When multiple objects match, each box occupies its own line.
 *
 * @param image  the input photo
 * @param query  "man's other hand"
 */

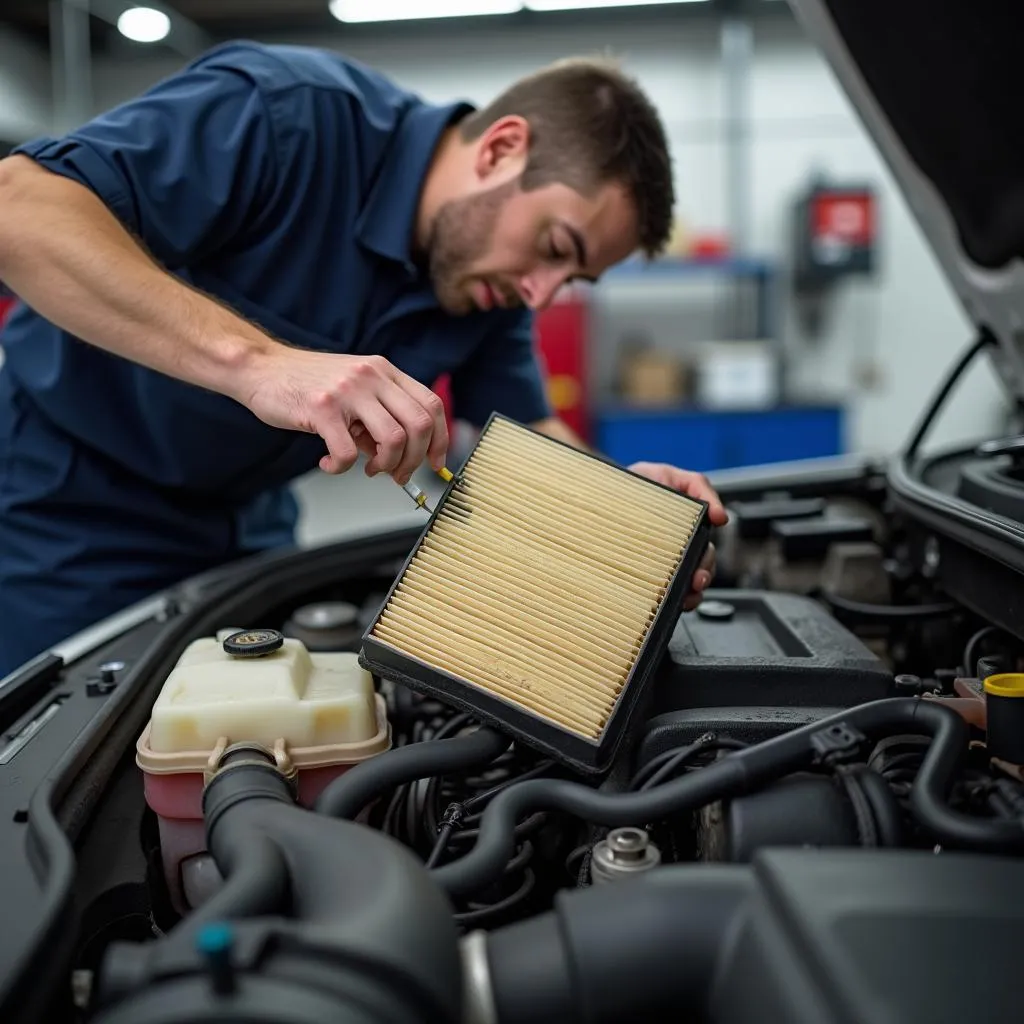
xmin=628 ymin=461 xmax=729 ymax=612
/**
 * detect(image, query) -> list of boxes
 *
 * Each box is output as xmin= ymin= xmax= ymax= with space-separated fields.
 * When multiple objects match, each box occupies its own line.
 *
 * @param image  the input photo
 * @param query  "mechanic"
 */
xmin=0 ymin=40 xmax=725 ymax=677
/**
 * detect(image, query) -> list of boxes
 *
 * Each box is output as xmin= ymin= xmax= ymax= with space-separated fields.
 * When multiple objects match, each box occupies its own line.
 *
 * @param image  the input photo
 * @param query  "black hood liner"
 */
xmin=821 ymin=0 xmax=1024 ymax=270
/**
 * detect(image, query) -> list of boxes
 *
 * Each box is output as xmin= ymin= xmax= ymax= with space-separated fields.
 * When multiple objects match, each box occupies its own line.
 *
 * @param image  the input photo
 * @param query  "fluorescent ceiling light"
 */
xmin=117 ymin=6 xmax=171 ymax=42
xmin=329 ymin=0 xmax=706 ymax=20
xmin=526 ymin=0 xmax=707 ymax=8
xmin=329 ymin=0 xmax=520 ymax=21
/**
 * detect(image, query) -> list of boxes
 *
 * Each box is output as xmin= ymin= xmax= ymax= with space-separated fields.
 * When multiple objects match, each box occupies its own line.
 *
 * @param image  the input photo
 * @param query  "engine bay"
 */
xmin=4 ymin=0 xmax=1024 ymax=1017
xmin=2 ymin=426 xmax=1023 ymax=1024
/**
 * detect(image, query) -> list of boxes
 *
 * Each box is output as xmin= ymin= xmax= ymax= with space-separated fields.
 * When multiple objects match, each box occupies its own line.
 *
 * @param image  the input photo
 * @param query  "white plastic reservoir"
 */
xmin=137 ymin=632 xmax=390 ymax=915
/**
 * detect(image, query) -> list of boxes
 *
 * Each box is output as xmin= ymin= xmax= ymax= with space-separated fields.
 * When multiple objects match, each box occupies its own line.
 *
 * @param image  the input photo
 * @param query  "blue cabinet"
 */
xmin=594 ymin=406 xmax=844 ymax=472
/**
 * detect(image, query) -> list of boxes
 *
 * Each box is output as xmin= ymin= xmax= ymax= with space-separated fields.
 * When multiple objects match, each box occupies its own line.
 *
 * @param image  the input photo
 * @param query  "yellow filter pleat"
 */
xmin=371 ymin=419 xmax=703 ymax=741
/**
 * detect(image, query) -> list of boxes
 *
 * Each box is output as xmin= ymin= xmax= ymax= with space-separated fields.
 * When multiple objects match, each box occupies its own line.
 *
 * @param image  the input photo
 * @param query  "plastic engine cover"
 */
xmin=654 ymin=589 xmax=892 ymax=713
xmin=711 ymin=849 xmax=1024 ymax=1024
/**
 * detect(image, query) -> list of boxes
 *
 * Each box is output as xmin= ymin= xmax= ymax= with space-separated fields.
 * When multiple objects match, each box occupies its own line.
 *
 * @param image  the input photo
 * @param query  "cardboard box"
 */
xmin=619 ymin=348 xmax=687 ymax=406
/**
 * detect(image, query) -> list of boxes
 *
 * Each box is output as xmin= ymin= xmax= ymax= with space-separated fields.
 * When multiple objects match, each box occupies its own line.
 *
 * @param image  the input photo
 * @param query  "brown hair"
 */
xmin=458 ymin=56 xmax=675 ymax=259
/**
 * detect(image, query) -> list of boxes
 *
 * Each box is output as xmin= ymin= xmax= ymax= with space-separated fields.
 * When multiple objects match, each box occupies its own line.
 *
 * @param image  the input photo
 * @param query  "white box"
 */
xmin=695 ymin=341 xmax=779 ymax=409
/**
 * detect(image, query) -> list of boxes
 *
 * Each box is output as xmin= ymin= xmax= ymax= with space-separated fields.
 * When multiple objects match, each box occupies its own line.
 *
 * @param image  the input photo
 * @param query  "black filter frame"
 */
xmin=359 ymin=413 xmax=711 ymax=774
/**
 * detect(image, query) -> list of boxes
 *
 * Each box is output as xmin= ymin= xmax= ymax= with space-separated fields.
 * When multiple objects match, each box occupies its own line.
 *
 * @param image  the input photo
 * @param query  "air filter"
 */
xmin=360 ymin=415 xmax=710 ymax=772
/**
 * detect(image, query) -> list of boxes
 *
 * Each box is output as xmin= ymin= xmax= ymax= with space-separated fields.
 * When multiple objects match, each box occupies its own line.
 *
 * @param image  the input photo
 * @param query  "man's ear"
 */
xmin=473 ymin=115 xmax=530 ymax=181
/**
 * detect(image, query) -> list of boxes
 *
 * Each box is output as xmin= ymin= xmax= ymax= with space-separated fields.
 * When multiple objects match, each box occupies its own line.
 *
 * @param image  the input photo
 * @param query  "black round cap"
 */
xmin=222 ymin=629 xmax=285 ymax=658
xmin=893 ymin=674 xmax=923 ymax=697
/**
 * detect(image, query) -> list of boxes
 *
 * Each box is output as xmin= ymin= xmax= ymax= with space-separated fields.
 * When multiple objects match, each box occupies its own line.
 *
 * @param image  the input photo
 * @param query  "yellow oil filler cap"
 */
xmin=983 ymin=673 xmax=1024 ymax=764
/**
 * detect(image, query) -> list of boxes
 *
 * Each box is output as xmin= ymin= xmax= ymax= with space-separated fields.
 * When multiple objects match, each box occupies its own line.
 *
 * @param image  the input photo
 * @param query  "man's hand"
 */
xmin=239 ymin=350 xmax=448 ymax=483
xmin=628 ymin=461 xmax=729 ymax=612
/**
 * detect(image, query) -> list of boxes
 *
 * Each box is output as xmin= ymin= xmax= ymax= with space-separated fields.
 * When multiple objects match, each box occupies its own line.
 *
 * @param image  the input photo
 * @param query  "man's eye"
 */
xmin=549 ymin=241 xmax=565 ymax=260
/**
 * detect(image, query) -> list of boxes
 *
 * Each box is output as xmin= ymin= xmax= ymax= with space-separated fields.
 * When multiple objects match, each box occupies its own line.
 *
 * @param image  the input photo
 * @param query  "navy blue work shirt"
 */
xmin=2 ymin=40 xmax=551 ymax=529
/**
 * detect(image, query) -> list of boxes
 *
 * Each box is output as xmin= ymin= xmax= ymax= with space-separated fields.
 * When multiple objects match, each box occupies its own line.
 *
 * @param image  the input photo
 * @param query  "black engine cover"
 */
xmin=712 ymin=848 xmax=1023 ymax=1024
xmin=656 ymin=590 xmax=892 ymax=712
xmin=636 ymin=590 xmax=894 ymax=764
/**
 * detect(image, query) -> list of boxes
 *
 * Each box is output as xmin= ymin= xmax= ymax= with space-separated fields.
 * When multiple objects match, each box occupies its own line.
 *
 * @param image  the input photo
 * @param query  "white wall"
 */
xmin=85 ymin=13 xmax=1004 ymax=460
xmin=0 ymin=27 xmax=51 ymax=141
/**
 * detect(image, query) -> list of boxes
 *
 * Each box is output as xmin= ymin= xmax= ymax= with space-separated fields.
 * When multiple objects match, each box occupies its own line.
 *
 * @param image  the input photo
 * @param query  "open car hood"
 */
xmin=788 ymin=0 xmax=1024 ymax=397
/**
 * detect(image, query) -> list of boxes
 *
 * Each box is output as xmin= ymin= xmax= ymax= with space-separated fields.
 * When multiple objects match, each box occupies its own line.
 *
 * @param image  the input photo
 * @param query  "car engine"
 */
xmin=3 ymin=374 xmax=1023 ymax=1024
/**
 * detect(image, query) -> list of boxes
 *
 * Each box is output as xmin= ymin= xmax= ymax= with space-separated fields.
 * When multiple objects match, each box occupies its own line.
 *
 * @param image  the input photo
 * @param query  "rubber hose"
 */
xmin=316 ymin=726 xmax=511 ymax=819
xmin=176 ymin=835 xmax=289 ymax=936
xmin=172 ymin=757 xmax=297 ymax=937
xmin=904 ymin=329 xmax=993 ymax=461
xmin=484 ymin=867 xmax=750 ymax=1024
xmin=856 ymin=767 xmax=903 ymax=847
xmin=431 ymin=698 xmax=1024 ymax=898
xmin=834 ymin=765 xmax=878 ymax=846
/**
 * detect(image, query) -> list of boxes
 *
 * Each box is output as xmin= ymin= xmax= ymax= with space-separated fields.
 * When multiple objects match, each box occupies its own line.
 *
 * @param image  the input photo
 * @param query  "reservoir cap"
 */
xmin=222 ymin=629 xmax=285 ymax=658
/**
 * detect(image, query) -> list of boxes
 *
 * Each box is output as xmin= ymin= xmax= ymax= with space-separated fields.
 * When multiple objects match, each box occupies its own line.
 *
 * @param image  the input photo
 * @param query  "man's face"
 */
xmin=426 ymin=172 xmax=639 ymax=316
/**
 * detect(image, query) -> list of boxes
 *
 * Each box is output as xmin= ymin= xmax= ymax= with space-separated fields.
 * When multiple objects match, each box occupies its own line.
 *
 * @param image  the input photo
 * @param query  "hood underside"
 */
xmin=789 ymin=0 xmax=1024 ymax=398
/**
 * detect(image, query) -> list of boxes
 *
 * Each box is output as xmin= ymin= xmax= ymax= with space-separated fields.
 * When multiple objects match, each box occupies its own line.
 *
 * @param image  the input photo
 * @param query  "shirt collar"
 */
xmin=355 ymin=99 xmax=475 ymax=271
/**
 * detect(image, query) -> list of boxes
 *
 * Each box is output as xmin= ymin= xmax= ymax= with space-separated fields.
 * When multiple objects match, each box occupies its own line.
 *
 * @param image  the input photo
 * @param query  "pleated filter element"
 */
xmin=360 ymin=415 xmax=710 ymax=772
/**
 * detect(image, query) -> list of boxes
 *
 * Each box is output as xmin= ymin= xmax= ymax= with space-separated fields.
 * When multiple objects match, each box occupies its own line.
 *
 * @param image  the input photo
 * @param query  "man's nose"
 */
xmin=519 ymin=267 xmax=570 ymax=311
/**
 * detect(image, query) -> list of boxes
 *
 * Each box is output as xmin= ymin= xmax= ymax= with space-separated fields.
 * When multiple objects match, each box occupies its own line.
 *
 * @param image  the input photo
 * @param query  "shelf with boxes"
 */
xmin=544 ymin=253 xmax=842 ymax=473
xmin=601 ymin=254 xmax=782 ymax=410
xmin=535 ymin=254 xmax=782 ymax=420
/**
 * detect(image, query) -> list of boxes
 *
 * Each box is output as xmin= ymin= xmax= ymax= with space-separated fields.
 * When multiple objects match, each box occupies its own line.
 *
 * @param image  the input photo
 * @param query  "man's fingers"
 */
xmin=244 ymin=352 xmax=449 ymax=482
xmin=318 ymin=422 xmax=360 ymax=475
xmin=690 ymin=476 xmax=728 ymax=525
xmin=378 ymin=380 xmax=436 ymax=484
xmin=675 ymin=471 xmax=726 ymax=524
xmin=700 ymin=542 xmax=716 ymax=575
xmin=345 ymin=367 xmax=448 ymax=481
xmin=350 ymin=422 xmax=379 ymax=462
xmin=680 ymin=543 xmax=717 ymax=612
xmin=694 ymin=543 xmax=717 ymax=590
xmin=390 ymin=372 xmax=450 ymax=471
xmin=350 ymin=398 xmax=409 ymax=477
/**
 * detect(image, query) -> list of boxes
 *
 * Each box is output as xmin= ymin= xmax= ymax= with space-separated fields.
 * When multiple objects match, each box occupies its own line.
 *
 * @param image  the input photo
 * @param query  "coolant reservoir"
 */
xmin=147 ymin=632 xmax=378 ymax=752
xmin=137 ymin=630 xmax=390 ymax=916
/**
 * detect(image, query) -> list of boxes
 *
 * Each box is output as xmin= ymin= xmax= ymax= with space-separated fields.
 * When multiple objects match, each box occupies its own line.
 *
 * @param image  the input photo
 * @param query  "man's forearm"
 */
xmin=0 ymin=156 xmax=276 ymax=402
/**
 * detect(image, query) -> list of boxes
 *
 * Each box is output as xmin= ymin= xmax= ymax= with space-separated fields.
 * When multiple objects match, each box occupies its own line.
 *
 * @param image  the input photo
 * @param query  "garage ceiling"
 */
xmin=0 ymin=0 xmax=781 ymax=54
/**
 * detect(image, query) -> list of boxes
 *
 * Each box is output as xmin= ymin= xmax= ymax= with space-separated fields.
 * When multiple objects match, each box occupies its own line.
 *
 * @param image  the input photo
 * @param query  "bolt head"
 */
xmin=607 ymin=827 xmax=649 ymax=861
